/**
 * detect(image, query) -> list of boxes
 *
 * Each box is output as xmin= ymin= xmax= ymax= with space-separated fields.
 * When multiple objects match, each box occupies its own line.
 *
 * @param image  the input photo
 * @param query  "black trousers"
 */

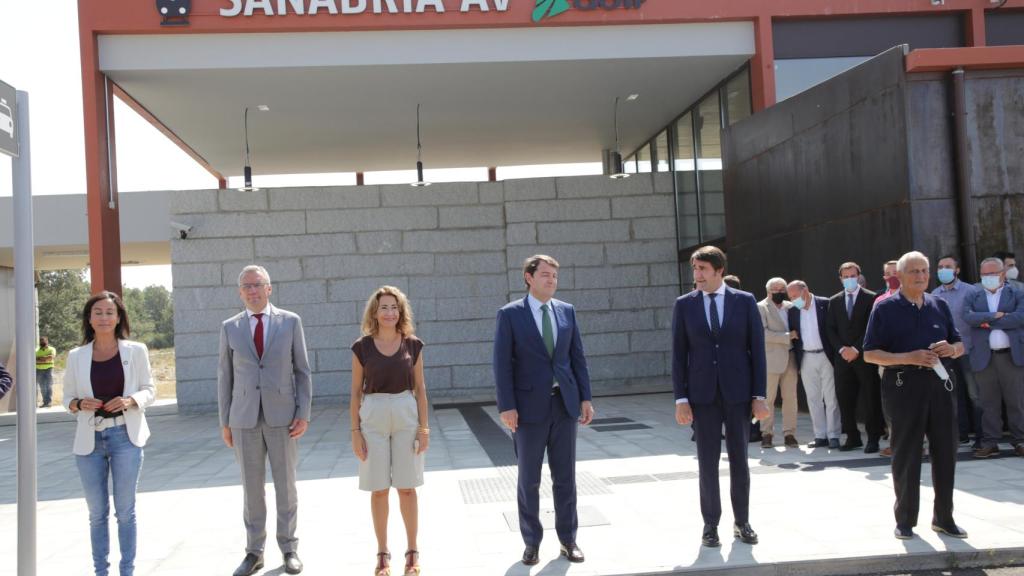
xmin=835 ymin=358 xmax=884 ymax=442
xmin=881 ymin=367 xmax=958 ymax=529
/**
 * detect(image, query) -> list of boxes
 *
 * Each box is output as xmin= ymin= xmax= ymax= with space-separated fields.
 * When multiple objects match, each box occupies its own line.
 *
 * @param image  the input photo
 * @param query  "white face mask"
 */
xmin=1007 ymin=266 xmax=1019 ymax=281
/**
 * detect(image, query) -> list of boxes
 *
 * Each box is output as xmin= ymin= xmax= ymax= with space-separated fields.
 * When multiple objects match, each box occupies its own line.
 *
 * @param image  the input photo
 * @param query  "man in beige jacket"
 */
xmin=757 ymin=277 xmax=800 ymax=448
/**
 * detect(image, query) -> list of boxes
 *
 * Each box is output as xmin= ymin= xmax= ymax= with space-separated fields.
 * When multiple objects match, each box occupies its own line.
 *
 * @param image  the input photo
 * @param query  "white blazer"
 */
xmin=61 ymin=340 xmax=156 ymax=455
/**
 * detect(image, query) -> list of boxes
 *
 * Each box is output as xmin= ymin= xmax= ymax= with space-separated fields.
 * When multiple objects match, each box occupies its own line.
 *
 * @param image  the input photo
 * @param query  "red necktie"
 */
xmin=253 ymin=313 xmax=264 ymax=359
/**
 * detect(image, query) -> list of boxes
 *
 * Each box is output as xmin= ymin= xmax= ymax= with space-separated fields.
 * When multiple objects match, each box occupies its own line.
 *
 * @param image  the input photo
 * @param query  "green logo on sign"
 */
xmin=533 ymin=0 xmax=571 ymax=22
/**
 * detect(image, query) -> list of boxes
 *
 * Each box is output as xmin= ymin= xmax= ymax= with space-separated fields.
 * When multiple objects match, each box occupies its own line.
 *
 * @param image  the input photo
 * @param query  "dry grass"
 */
xmin=49 ymin=347 xmax=177 ymax=404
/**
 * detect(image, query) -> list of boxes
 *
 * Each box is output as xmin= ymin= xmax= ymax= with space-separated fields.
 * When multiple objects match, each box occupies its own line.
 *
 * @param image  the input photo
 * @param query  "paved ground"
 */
xmin=2 ymin=393 xmax=1024 ymax=575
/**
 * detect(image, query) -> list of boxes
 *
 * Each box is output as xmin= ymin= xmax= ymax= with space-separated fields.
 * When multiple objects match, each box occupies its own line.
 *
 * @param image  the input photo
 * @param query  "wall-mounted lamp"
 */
xmin=239 ymin=104 xmax=270 ymax=192
xmin=609 ymin=94 xmax=639 ymax=179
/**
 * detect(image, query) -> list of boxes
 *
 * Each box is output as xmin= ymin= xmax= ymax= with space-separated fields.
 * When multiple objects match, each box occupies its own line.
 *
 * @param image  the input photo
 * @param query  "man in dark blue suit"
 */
xmin=787 ymin=280 xmax=841 ymax=448
xmin=494 ymin=254 xmax=594 ymax=566
xmin=672 ymin=246 xmax=768 ymax=548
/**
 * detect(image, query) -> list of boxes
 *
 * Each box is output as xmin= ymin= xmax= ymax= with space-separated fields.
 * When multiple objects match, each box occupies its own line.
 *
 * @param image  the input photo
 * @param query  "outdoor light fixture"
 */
xmin=411 ymin=103 xmax=431 ymax=187
xmin=239 ymin=104 xmax=270 ymax=192
xmin=609 ymin=95 xmax=633 ymax=179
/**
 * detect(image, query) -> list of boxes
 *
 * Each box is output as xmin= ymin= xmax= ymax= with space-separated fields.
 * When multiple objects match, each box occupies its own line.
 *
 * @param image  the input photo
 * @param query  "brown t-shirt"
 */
xmin=352 ymin=335 xmax=424 ymax=394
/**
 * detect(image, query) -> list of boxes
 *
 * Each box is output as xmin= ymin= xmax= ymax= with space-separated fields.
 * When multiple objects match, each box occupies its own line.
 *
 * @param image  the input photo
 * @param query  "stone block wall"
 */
xmin=170 ymin=174 xmax=679 ymax=411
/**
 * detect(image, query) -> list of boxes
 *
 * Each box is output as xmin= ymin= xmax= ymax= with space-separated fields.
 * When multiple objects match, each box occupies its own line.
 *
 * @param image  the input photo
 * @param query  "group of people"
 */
xmin=748 ymin=250 xmax=1024 ymax=464
xmin=55 ymin=247 xmax=1023 ymax=575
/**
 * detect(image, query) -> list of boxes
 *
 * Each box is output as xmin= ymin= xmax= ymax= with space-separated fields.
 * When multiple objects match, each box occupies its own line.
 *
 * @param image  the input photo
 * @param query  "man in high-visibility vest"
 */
xmin=35 ymin=336 xmax=56 ymax=408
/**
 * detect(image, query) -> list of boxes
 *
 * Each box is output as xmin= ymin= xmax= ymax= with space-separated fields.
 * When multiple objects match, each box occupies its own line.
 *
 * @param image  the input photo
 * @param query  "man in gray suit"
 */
xmin=965 ymin=257 xmax=1024 ymax=459
xmin=219 ymin=265 xmax=312 ymax=575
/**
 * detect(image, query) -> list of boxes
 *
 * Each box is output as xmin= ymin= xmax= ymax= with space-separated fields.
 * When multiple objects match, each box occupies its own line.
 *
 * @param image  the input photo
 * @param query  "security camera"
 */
xmin=170 ymin=221 xmax=193 ymax=239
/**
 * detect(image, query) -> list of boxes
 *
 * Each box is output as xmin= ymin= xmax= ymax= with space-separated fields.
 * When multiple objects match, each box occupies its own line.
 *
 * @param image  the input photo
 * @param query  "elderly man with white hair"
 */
xmin=963 ymin=256 xmax=1024 ymax=459
xmin=863 ymin=251 xmax=966 ymax=540
xmin=757 ymin=277 xmax=799 ymax=448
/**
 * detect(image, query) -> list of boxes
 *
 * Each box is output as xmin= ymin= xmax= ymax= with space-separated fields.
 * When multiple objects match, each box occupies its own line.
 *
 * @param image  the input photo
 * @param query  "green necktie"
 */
xmin=541 ymin=304 xmax=555 ymax=357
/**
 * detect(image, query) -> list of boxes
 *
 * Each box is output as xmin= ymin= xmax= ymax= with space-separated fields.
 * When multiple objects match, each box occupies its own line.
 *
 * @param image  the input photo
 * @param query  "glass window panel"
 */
xmin=725 ymin=68 xmax=752 ymax=126
xmin=624 ymin=154 xmax=637 ymax=174
xmin=696 ymin=94 xmax=725 ymax=241
xmin=655 ymin=130 xmax=670 ymax=172
xmin=673 ymin=112 xmax=699 ymax=249
xmin=636 ymin=142 xmax=652 ymax=173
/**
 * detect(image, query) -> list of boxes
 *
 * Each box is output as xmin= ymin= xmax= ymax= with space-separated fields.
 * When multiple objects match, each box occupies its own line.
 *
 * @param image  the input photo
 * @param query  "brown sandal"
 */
xmin=375 ymin=551 xmax=391 ymax=576
xmin=404 ymin=550 xmax=420 ymax=576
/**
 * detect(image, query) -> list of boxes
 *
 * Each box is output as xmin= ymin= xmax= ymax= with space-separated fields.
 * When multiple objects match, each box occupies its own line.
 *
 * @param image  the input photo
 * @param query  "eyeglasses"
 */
xmin=240 ymin=283 xmax=268 ymax=291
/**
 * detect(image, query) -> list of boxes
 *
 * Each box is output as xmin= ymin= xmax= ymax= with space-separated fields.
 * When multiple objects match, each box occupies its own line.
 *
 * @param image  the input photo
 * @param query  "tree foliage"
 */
xmin=36 ymin=269 xmax=175 ymax=352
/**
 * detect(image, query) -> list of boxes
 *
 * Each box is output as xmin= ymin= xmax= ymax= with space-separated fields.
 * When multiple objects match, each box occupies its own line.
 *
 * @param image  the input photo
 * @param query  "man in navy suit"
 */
xmin=787 ymin=280 xmax=841 ymax=448
xmin=672 ymin=246 xmax=769 ymax=548
xmin=494 ymin=254 xmax=594 ymax=566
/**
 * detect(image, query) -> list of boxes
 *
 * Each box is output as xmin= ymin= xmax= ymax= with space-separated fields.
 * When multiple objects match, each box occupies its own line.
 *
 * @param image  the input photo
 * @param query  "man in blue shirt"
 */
xmin=932 ymin=255 xmax=980 ymax=446
xmin=864 ymin=251 xmax=966 ymax=541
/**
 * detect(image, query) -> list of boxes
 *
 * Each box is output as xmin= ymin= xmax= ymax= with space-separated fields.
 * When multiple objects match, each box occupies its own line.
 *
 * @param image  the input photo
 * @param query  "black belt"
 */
xmin=804 ymin=349 xmax=825 ymax=354
xmin=992 ymin=348 xmax=1010 ymax=354
xmin=884 ymin=365 xmax=932 ymax=372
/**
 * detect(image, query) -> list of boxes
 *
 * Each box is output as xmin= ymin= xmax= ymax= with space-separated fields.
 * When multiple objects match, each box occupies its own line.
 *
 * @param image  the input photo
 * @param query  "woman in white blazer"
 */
xmin=62 ymin=291 xmax=155 ymax=576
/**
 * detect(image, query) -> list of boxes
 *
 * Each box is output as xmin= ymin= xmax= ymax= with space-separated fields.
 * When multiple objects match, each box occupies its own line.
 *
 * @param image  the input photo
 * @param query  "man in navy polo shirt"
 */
xmin=863 ymin=251 xmax=967 ymax=541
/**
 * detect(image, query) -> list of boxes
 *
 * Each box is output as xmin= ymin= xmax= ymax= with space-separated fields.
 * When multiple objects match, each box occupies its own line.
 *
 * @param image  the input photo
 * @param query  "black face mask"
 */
xmin=771 ymin=292 xmax=787 ymax=304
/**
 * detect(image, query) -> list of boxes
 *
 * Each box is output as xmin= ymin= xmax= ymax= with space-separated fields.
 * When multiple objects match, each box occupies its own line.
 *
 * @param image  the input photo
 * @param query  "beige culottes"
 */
xmin=358 ymin=391 xmax=424 ymax=492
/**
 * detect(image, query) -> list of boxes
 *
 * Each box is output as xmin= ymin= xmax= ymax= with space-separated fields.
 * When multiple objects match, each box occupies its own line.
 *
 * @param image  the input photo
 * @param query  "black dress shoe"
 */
xmin=809 ymin=438 xmax=828 ymax=448
xmin=702 ymin=524 xmax=720 ymax=547
xmin=932 ymin=522 xmax=968 ymax=538
xmin=560 ymin=542 xmax=585 ymax=563
xmin=522 ymin=546 xmax=539 ymax=566
xmin=864 ymin=441 xmax=880 ymax=454
xmin=284 ymin=551 xmax=303 ymax=574
xmin=233 ymin=553 xmax=264 ymax=576
xmin=828 ymin=438 xmax=840 ymax=449
xmin=733 ymin=523 xmax=758 ymax=544
xmin=894 ymin=526 xmax=914 ymax=540
xmin=839 ymin=439 xmax=863 ymax=452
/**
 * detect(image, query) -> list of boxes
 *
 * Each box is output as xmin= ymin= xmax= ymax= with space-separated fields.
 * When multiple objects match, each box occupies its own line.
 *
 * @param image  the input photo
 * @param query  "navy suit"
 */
xmin=672 ymin=287 xmax=766 ymax=526
xmin=788 ymin=296 xmax=835 ymax=367
xmin=494 ymin=295 xmax=592 ymax=547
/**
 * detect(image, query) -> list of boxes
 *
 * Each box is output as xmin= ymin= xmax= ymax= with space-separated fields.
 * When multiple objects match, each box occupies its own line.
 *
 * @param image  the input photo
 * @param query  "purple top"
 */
xmin=91 ymin=351 xmax=125 ymax=401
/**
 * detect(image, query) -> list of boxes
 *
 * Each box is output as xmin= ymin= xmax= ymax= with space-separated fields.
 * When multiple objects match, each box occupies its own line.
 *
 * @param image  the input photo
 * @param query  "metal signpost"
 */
xmin=2 ymin=77 xmax=38 ymax=576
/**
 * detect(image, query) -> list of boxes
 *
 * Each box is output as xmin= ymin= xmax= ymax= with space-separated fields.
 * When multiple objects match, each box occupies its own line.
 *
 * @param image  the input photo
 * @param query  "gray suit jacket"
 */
xmin=963 ymin=284 xmax=1024 ymax=371
xmin=218 ymin=303 xmax=312 ymax=429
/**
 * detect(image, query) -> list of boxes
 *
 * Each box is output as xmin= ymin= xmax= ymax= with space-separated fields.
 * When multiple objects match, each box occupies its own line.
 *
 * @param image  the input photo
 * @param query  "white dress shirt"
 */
xmin=985 ymin=287 xmax=1011 ymax=350
xmin=526 ymin=294 xmax=557 ymax=349
xmin=246 ymin=304 xmax=271 ymax=350
xmin=799 ymin=299 xmax=824 ymax=351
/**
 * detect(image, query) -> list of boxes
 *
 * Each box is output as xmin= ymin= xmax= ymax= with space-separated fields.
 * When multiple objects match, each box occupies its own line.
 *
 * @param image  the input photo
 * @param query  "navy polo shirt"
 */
xmin=863 ymin=291 xmax=961 ymax=356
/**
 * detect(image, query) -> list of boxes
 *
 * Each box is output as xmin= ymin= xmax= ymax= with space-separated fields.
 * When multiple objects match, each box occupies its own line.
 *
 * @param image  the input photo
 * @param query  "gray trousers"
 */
xmin=233 ymin=412 xmax=299 ymax=555
xmin=974 ymin=352 xmax=1024 ymax=448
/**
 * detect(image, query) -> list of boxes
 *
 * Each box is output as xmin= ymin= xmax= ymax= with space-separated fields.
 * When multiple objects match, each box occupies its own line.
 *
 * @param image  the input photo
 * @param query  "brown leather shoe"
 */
xmin=784 ymin=434 xmax=798 ymax=448
xmin=973 ymin=446 xmax=1000 ymax=459
xmin=761 ymin=434 xmax=773 ymax=449
xmin=879 ymin=447 xmax=893 ymax=457
xmin=1014 ymin=445 xmax=1024 ymax=458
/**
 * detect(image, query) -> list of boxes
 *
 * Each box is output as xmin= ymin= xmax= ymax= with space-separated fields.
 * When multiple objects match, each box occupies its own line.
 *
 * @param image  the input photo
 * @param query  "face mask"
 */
xmin=842 ymin=277 xmax=859 ymax=292
xmin=1007 ymin=266 xmax=1020 ymax=281
xmin=886 ymin=276 xmax=900 ymax=290
xmin=791 ymin=297 xmax=806 ymax=310
xmin=771 ymin=292 xmax=786 ymax=304
xmin=981 ymin=275 xmax=1001 ymax=291
xmin=937 ymin=269 xmax=956 ymax=285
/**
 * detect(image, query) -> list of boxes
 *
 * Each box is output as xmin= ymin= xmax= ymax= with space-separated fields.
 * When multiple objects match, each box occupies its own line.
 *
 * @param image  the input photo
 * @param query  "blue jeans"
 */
xmin=76 ymin=425 xmax=143 ymax=576
xmin=36 ymin=368 xmax=52 ymax=405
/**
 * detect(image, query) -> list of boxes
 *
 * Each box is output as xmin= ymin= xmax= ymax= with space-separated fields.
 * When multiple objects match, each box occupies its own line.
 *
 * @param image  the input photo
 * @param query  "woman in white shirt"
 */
xmin=62 ymin=291 xmax=155 ymax=576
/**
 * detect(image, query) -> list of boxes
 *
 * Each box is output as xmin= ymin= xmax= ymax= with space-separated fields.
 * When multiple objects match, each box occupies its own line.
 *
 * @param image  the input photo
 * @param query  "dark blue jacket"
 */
xmin=788 ymin=295 xmax=834 ymax=366
xmin=671 ymin=287 xmax=767 ymax=405
xmin=493 ymin=296 xmax=592 ymax=424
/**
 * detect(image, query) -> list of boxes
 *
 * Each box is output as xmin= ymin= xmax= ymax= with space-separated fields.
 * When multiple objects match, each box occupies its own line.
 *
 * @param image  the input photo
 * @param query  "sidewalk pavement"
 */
xmin=1 ymin=392 xmax=1023 ymax=575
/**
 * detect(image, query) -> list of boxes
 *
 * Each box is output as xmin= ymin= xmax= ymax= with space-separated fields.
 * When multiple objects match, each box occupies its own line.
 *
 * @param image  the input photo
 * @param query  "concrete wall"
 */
xmin=721 ymin=47 xmax=915 ymax=294
xmin=170 ymin=174 xmax=679 ymax=411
